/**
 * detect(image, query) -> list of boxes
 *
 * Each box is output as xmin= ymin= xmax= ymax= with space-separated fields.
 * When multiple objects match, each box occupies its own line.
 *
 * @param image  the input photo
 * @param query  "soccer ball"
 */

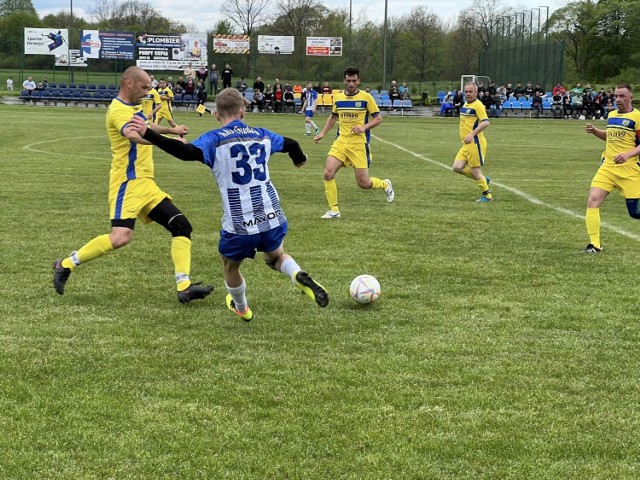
xmin=350 ymin=275 xmax=381 ymax=304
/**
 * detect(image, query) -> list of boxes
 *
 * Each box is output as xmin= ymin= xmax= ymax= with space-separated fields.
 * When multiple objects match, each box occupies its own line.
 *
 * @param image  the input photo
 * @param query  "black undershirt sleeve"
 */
xmin=142 ymin=128 xmax=205 ymax=162
xmin=282 ymin=136 xmax=307 ymax=165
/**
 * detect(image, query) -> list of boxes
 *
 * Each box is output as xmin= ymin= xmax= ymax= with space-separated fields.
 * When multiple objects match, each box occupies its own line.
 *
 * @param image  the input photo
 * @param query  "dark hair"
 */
xmin=616 ymin=83 xmax=632 ymax=92
xmin=343 ymin=66 xmax=359 ymax=79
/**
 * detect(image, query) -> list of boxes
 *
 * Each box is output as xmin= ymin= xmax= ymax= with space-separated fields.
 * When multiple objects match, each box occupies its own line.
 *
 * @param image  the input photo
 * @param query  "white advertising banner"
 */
xmin=24 ymin=28 xmax=69 ymax=55
xmin=258 ymin=35 xmax=294 ymax=55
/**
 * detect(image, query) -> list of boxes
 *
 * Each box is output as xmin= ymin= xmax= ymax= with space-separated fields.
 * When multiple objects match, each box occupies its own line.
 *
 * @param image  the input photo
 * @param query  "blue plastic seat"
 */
xmin=402 ymin=99 xmax=412 ymax=109
xmin=58 ymin=83 xmax=67 ymax=89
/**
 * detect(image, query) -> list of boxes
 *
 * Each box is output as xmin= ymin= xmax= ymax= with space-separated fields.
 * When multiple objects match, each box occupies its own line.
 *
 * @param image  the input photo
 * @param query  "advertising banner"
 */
xmin=136 ymin=33 xmax=208 ymax=70
xmin=212 ymin=35 xmax=250 ymax=54
xmin=258 ymin=35 xmax=294 ymax=55
xmin=80 ymin=31 xmax=135 ymax=60
xmin=306 ymin=37 xmax=342 ymax=57
xmin=54 ymin=49 xmax=88 ymax=67
xmin=24 ymin=28 xmax=68 ymax=55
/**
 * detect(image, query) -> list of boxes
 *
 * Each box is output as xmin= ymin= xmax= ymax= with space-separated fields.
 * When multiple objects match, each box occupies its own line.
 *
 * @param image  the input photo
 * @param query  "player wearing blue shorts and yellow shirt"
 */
xmin=126 ymin=88 xmax=329 ymax=321
xmin=583 ymin=83 xmax=640 ymax=253
xmin=52 ymin=66 xmax=213 ymax=303
xmin=452 ymin=83 xmax=493 ymax=202
xmin=314 ymin=66 xmax=394 ymax=219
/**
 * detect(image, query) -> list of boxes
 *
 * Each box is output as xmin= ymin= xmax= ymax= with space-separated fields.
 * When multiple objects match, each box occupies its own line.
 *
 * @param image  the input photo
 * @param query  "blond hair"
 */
xmin=216 ymin=88 xmax=245 ymax=117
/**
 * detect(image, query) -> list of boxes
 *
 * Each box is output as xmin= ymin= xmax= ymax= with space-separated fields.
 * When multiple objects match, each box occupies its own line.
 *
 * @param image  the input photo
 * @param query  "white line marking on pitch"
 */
xmin=374 ymin=134 xmax=640 ymax=242
xmin=23 ymin=135 xmax=107 ymax=161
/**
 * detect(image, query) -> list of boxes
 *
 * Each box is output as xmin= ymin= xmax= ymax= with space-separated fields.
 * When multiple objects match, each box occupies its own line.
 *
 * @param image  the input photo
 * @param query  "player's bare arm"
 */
xmin=585 ymin=123 xmax=606 ymax=141
xmin=314 ymin=114 xmax=338 ymax=143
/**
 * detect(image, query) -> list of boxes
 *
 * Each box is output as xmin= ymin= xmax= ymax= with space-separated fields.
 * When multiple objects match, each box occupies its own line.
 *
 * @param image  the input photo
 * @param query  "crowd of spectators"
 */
xmin=439 ymin=79 xmax=618 ymax=120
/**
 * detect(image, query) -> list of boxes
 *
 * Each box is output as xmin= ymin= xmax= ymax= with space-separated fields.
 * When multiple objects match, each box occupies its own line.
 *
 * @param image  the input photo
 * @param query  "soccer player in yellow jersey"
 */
xmin=156 ymin=79 xmax=177 ymax=127
xmin=583 ymin=83 xmax=640 ymax=253
xmin=52 ymin=66 xmax=213 ymax=303
xmin=141 ymin=84 xmax=161 ymax=123
xmin=452 ymin=83 xmax=493 ymax=202
xmin=314 ymin=66 xmax=394 ymax=219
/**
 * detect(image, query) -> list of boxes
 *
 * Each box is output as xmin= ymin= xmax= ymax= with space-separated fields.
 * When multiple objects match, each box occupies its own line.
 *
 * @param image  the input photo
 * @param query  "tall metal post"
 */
xmin=382 ymin=0 xmax=388 ymax=89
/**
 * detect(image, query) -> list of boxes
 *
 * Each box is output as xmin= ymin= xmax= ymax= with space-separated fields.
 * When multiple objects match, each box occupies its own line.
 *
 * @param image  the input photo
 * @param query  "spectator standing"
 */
xmin=222 ymin=63 xmax=233 ymax=89
xmin=313 ymin=82 xmax=322 ymax=94
xmin=150 ymin=75 xmax=159 ymax=89
xmin=184 ymin=62 xmax=196 ymax=80
xmin=6 ymin=76 xmax=14 ymax=91
xmin=321 ymin=81 xmax=332 ymax=94
xmin=209 ymin=64 xmax=219 ymax=95
xmin=293 ymin=82 xmax=303 ymax=94
xmin=22 ymin=76 xmax=36 ymax=95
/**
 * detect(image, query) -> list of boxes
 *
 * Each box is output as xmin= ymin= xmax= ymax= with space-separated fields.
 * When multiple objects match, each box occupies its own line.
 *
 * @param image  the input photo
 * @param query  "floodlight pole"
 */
xmin=382 ymin=0 xmax=388 ymax=90
xmin=69 ymin=0 xmax=74 ymax=82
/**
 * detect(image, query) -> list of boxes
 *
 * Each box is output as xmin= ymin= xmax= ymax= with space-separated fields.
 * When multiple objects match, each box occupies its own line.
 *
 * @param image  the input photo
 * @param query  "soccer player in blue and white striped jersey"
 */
xmin=127 ymin=88 xmax=329 ymax=321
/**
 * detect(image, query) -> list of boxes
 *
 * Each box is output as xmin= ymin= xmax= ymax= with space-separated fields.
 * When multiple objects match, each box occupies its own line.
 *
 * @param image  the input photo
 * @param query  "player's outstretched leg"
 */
xmin=295 ymin=271 xmax=329 ymax=307
xmin=177 ymin=283 xmax=214 ymax=303
xmin=52 ymin=259 xmax=71 ymax=295
xmin=226 ymin=294 xmax=253 ymax=321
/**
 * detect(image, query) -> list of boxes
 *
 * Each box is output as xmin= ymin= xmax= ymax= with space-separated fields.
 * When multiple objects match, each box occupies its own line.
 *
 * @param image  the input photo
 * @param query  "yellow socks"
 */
xmin=172 ymin=236 xmax=192 ymax=291
xmin=477 ymin=177 xmax=492 ymax=199
xmin=370 ymin=177 xmax=386 ymax=190
xmin=324 ymin=179 xmax=339 ymax=211
xmin=586 ymin=207 xmax=601 ymax=248
xmin=61 ymin=234 xmax=114 ymax=271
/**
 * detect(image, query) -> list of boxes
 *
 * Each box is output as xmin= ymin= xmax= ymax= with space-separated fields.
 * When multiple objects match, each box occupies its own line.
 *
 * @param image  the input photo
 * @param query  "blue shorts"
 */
xmin=218 ymin=223 xmax=288 ymax=262
xmin=305 ymin=110 xmax=314 ymax=118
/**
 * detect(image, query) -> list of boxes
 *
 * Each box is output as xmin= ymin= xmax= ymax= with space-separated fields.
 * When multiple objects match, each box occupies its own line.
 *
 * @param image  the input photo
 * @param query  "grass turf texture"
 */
xmin=2 ymin=105 xmax=640 ymax=478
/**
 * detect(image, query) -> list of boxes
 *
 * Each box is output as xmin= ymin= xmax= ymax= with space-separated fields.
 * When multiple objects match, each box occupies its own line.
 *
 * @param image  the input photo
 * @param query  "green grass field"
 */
xmin=2 ymin=104 xmax=640 ymax=479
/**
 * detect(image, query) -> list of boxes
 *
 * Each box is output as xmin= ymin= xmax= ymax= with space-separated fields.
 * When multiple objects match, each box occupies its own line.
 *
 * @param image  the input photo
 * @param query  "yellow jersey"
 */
xmin=141 ymin=87 xmax=161 ymax=118
xmin=459 ymin=99 xmax=489 ymax=142
xmin=602 ymin=109 xmax=640 ymax=166
xmin=106 ymin=98 xmax=154 ymax=187
xmin=332 ymin=90 xmax=380 ymax=145
xmin=157 ymin=87 xmax=174 ymax=111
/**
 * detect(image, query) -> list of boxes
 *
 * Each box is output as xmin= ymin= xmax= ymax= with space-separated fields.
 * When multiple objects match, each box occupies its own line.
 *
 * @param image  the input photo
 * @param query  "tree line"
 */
xmin=1 ymin=0 xmax=638 ymax=88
